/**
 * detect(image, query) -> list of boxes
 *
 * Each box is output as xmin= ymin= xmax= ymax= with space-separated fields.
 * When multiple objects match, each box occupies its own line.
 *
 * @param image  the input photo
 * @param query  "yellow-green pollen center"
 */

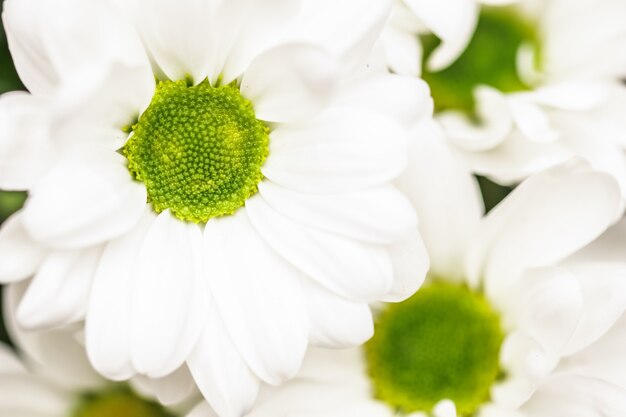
xmin=71 ymin=386 xmax=175 ymax=417
xmin=422 ymin=5 xmax=541 ymax=114
xmin=366 ymin=282 xmax=504 ymax=416
xmin=123 ymin=79 xmax=269 ymax=223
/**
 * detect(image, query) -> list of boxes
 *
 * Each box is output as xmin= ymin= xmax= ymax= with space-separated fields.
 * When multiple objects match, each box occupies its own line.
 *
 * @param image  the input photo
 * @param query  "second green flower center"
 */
xmin=365 ymin=282 xmax=504 ymax=416
xmin=123 ymin=79 xmax=269 ymax=223
xmin=71 ymin=386 xmax=175 ymax=417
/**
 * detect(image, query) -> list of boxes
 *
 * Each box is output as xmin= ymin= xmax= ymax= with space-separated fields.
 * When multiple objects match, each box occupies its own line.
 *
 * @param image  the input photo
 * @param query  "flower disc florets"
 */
xmin=366 ymin=282 xmax=505 ymax=415
xmin=123 ymin=79 xmax=270 ymax=223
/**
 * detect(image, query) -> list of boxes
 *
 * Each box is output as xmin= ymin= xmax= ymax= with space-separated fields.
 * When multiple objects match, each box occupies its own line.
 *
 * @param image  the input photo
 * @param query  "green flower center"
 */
xmin=71 ymin=386 xmax=176 ymax=417
xmin=365 ymin=282 xmax=504 ymax=416
xmin=422 ymin=6 xmax=541 ymax=114
xmin=123 ymin=79 xmax=269 ymax=223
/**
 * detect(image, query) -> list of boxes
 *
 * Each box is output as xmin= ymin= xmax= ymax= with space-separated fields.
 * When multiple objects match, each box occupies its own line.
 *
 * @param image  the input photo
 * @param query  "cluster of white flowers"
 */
xmin=0 ymin=0 xmax=624 ymax=417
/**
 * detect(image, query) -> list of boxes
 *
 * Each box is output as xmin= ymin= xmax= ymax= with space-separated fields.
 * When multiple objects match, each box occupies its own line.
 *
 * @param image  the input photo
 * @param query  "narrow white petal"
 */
xmin=86 ymin=211 xmax=155 ymax=380
xmin=382 ymin=230 xmax=429 ymax=302
xmin=0 ymin=373 xmax=70 ymax=416
xmin=3 ymin=0 xmax=152 ymax=96
xmin=302 ymin=279 xmax=373 ymax=349
xmin=263 ymin=108 xmax=407 ymax=193
xmin=0 ymin=92 xmax=54 ymax=190
xmin=216 ymin=0 xmax=300 ymax=84
xmin=508 ymin=97 xmax=560 ymax=143
xmin=466 ymin=160 xmax=622 ymax=296
xmin=130 ymin=365 xmax=196 ymax=406
xmin=131 ymin=210 xmax=208 ymax=378
xmin=380 ymin=25 xmax=422 ymax=77
xmin=333 ymin=73 xmax=433 ymax=130
xmin=203 ymin=209 xmax=308 ymax=385
xmin=439 ymin=86 xmax=513 ymax=151
xmin=405 ymin=0 xmax=479 ymax=71
xmin=5 ymin=283 xmax=103 ymax=390
xmin=397 ymin=120 xmax=483 ymax=280
xmin=128 ymin=0 xmax=213 ymax=83
xmin=0 ymin=213 xmax=46 ymax=284
xmin=512 ymin=267 xmax=583 ymax=358
xmin=187 ymin=305 xmax=260 ymax=417
xmin=561 ymin=262 xmax=626 ymax=355
xmin=246 ymin=195 xmax=393 ymax=302
xmin=291 ymin=0 xmax=391 ymax=71
xmin=258 ymin=182 xmax=417 ymax=245
xmin=17 ymin=246 xmax=102 ymax=330
xmin=433 ymin=399 xmax=457 ymax=417
xmin=22 ymin=147 xmax=147 ymax=250
xmin=241 ymin=43 xmax=338 ymax=123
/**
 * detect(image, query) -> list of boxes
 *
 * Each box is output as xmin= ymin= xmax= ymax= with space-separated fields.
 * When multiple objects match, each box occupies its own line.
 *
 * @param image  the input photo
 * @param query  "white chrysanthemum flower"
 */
xmin=0 ymin=283 xmax=195 ymax=417
xmin=0 ymin=0 xmax=432 ymax=414
xmin=383 ymin=0 xmax=626 ymax=194
xmin=161 ymin=130 xmax=626 ymax=417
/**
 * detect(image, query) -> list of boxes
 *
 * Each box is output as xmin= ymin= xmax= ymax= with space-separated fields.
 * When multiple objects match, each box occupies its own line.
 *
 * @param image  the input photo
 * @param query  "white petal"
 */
xmin=203 ymin=209 xmax=308 ymax=385
xmin=17 ymin=246 xmax=101 ymax=331
xmin=131 ymin=366 xmax=196 ymax=406
xmin=22 ymin=147 xmax=147 ymax=250
xmin=396 ymin=120 xmax=482 ymax=280
xmin=5 ymin=283 xmax=103 ymax=391
xmin=0 ymin=373 xmax=70 ymax=416
xmin=566 ymin=216 xmax=626 ymax=265
xmin=126 ymin=0 xmax=212 ymax=83
xmin=405 ymin=0 xmax=479 ymax=71
xmin=86 ymin=211 xmax=155 ymax=380
xmin=508 ymin=97 xmax=560 ymax=143
xmin=2 ymin=0 xmax=152 ymax=96
xmin=302 ymin=279 xmax=373 ymax=349
xmin=512 ymin=267 xmax=583 ymax=358
xmin=258 ymin=182 xmax=416 ymax=245
xmin=0 ymin=213 xmax=46 ymax=284
xmin=524 ymin=375 xmax=626 ymax=417
xmin=525 ymin=82 xmax=609 ymax=111
xmin=433 ymin=399 xmax=457 ymax=417
xmin=380 ymin=25 xmax=422 ymax=77
xmin=187 ymin=305 xmax=260 ymax=417
xmin=541 ymin=0 xmax=626 ymax=80
xmin=500 ymin=331 xmax=557 ymax=382
xmin=557 ymin=314 xmax=626 ymax=390
xmin=466 ymin=160 xmax=622 ymax=297
xmin=186 ymin=402 xmax=219 ymax=417
xmin=215 ymin=0 xmax=300 ymax=84
xmin=291 ymin=0 xmax=391 ymax=71
xmin=0 ymin=92 xmax=54 ymax=190
xmin=333 ymin=73 xmax=433 ymax=130
xmin=262 ymin=108 xmax=407 ymax=193
xmin=382 ymin=230 xmax=429 ymax=302
xmin=131 ymin=210 xmax=208 ymax=378
xmin=454 ymin=128 xmax=570 ymax=185
xmin=478 ymin=405 xmax=525 ymax=417
xmin=561 ymin=262 xmax=626 ymax=355
xmin=246 ymin=195 xmax=393 ymax=302
xmin=439 ymin=86 xmax=513 ymax=152
xmin=241 ymin=43 xmax=338 ymax=123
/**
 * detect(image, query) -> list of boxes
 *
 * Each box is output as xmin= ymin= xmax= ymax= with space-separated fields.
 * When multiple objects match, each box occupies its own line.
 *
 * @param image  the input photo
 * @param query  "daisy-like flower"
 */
xmin=0 ymin=283 xmax=195 ymax=417
xmin=0 ymin=0 xmax=432 ymax=415
xmin=384 ymin=0 xmax=626 ymax=194
xmin=217 ymin=132 xmax=626 ymax=417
